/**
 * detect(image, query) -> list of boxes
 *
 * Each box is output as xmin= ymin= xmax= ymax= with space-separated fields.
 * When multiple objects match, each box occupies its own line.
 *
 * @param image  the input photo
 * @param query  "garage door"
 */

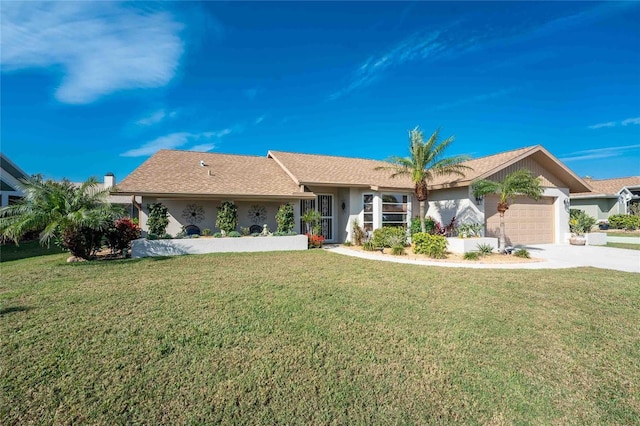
xmin=485 ymin=195 xmax=554 ymax=245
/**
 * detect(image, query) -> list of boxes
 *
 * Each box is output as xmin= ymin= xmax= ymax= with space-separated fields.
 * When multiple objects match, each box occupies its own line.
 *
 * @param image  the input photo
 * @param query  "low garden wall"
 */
xmin=447 ymin=237 xmax=499 ymax=254
xmin=132 ymin=235 xmax=308 ymax=258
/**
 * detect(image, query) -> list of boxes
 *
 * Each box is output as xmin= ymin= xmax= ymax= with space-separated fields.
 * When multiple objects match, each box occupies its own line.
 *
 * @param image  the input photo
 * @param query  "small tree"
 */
xmin=0 ymin=176 xmax=122 ymax=259
xmin=216 ymin=201 xmax=238 ymax=233
xmin=472 ymin=169 xmax=543 ymax=249
xmin=301 ymin=209 xmax=321 ymax=235
xmin=106 ymin=218 xmax=141 ymax=255
xmin=147 ymin=203 xmax=169 ymax=236
xmin=376 ymin=127 xmax=471 ymax=233
xmin=276 ymin=203 xmax=295 ymax=233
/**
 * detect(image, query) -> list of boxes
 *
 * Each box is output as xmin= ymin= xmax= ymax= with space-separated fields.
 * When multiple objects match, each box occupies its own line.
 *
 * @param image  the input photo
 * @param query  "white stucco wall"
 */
xmin=426 ymin=187 xmax=484 ymax=230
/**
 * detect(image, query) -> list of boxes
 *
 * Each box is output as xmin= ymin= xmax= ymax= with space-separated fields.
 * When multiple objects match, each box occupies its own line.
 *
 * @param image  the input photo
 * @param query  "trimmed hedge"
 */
xmin=412 ymin=233 xmax=448 ymax=258
xmin=608 ymin=214 xmax=640 ymax=231
xmin=372 ymin=227 xmax=408 ymax=248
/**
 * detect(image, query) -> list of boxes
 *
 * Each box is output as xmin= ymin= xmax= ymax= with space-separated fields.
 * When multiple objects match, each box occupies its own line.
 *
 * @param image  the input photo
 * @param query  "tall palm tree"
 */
xmin=471 ymin=169 xmax=543 ymax=249
xmin=0 ymin=176 xmax=123 ymax=258
xmin=377 ymin=127 xmax=471 ymax=233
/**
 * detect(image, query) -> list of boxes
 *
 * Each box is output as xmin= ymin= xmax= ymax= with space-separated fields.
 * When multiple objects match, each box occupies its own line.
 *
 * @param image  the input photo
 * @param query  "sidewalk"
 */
xmin=324 ymin=244 xmax=640 ymax=273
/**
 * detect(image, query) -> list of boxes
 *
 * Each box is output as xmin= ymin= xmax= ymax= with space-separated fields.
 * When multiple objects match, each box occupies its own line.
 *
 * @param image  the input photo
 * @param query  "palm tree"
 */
xmin=0 ymin=176 xmax=123 ymax=258
xmin=377 ymin=127 xmax=471 ymax=233
xmin=471 ymin=169 xmax=543 ymax=250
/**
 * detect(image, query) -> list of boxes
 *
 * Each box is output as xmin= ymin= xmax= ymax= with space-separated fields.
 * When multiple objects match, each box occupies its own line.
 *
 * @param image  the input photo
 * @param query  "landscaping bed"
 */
xmin=344 ymin=244 xmax=541 ymax=264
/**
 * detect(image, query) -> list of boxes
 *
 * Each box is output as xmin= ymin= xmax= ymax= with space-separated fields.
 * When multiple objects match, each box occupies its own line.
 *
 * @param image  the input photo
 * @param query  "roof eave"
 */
xmin=111 ymin=191 xmax=316 ymax=200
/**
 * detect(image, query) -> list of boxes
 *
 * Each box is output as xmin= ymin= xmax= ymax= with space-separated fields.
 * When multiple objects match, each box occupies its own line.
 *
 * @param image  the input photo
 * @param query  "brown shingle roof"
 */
xmin=115 ymin=150 xmax=312 ymax=199
xmin=268 ymin=151 xmax=415 ymax=189
xmin=573 ymin=176 xmax=640 ymax=197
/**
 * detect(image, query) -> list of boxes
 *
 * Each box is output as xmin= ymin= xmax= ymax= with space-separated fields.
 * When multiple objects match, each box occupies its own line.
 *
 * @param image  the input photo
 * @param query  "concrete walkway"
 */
xmin=325 ymin=244 xmax=640 ymax=273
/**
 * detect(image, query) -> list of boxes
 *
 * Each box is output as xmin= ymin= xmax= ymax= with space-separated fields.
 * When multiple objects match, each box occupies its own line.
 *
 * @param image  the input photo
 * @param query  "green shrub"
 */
xmin=273 ymin=231 xmax=296 ymax=236
xmin=160 ymin=233 xmax=172 ymax=240
xmin=216 ymin=201 xmax=238 ymax=233
xmin=276 ymin=203 xmax=295 ymax=233
xmin=202 ymin=228 xmax=212 ymax=236
xmin=476 ymin=243 xmax=494 ymax=255
xmin=147 ymin=203 xmax=169 ymax=236
xmin=608 ymin=214 xmax=640 ymax=231
xmin=411 ymin=217 xmax=437 ymax=235
xmin=569 ymin=209 xmax=596 ymax=235
xmin=464 ymin=251 xmax=480 ymax=260
xmin=412 ymin=233 xmax=448 ymax=258
xmin=351 ymin=219 xmax=366 ymax=245
xmin=390 ymin=244 xmax=405 ymax=255
xmin=251 ymin=233 xmax=261 ymax=237
xmin=227 ymin=231 xmax=241 ymax=237
xmin=514 ymin=248 xmax=530 ymax=258
xmin=457 ymin=223 xmax=483 ymax=238
xmin=372 ymin=226 xmax=407 ymax=248
xmin=213 ymin=232 xmax=223 ymax=238
xmin=343 ymin=241 xmax=353 ymax=246
xmin=147 ymin=233 xmax=158 ymax=240
xmin=240 ymin=226 xmax=250 ymax=236
xmin=362 ymin=241 xmax=377 ymax=251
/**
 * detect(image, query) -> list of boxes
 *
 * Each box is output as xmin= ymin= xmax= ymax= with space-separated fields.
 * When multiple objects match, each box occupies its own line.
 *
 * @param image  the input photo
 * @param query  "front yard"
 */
xmin=1 ymin=249 xmax=638 ymax=424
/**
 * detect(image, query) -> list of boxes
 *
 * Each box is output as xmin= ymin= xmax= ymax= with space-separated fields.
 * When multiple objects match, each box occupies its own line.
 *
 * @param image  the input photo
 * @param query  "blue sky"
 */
xmin=2 ymin=1 xmax=639 ymax=182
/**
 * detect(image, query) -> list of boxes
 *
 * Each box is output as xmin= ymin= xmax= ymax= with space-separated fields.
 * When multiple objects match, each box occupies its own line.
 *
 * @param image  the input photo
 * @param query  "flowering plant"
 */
xmin=306 ymin=233 xmax=325 ymax=248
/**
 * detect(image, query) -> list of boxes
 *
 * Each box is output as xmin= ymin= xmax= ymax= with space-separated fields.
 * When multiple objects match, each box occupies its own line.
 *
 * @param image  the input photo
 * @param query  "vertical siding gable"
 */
xmin=486 ymin=157 xmax=564 ymax=188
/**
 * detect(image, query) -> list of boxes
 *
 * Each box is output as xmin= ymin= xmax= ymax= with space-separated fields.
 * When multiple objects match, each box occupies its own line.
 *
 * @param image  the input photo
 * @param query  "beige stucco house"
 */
xmin=115 ymin=145 xmax=591 ymax=246
xmin=570 ymin=176 xmax=640 ymax=220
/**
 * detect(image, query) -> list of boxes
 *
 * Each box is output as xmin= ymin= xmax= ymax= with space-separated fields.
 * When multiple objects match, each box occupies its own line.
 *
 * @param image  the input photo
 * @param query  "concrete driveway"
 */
xmin=525 ymin=244 xmax=640 ymax=273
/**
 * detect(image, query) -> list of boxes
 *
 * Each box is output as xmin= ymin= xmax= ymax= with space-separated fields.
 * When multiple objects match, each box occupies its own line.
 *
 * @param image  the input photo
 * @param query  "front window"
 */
xmin=363 ymin=194 xmax=373 ymax=232
xmin=382 ymin=194 xmax=408 ymax=228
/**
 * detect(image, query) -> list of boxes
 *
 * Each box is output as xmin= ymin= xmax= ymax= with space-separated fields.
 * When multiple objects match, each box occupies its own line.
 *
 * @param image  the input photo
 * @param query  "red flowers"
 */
xmin=306 ymin=233 xmax=325 ymax=248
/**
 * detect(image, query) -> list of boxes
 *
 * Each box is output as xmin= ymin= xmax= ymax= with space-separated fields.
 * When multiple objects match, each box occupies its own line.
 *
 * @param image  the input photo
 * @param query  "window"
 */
xmin=382 ymin=194 xmax=408 ymax=228
xmin=363 ymin=194 xmax=373 ymax=231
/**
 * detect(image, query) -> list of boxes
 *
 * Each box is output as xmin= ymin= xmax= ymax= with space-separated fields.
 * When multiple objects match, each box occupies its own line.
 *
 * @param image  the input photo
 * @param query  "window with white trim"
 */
xmin=381 ymin=193 xmax=408 ymax=228
xmin=363 ymin=194 xmax=373 ymax=232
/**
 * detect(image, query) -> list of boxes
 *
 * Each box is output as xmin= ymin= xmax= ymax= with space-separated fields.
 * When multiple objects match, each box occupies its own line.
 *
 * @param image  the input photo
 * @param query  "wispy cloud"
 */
xmin=136 ymin=109 xmax=178 ymax=127
xmin=254 ymin=115 xmax=266 ymax=125
xmin=560 ymin=144 xmax=640 ymax=162
xmin=329 ymin=2 xmax=634 ymax=101
xmin=121 ymin=129 xmax=232 ymax=157
xmin=588 ymin=122 xmax=616 ymax=130
xmin=328 ymin=30 xmax=446 ymax=101
xmin=430 ymin=87 xmax=519 ymax=112
xmin=622 ymin=117 xmax=640 ymax=126
xmin=1 ymin=2 xmax=184 ymax=104
xmin=587 ymin=116 xmax=640 ymax=129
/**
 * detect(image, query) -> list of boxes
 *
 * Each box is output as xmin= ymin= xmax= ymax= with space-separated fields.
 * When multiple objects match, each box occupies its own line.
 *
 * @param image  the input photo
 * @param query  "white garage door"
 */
xmin=485 ymin=195 xmax=555 ymax=245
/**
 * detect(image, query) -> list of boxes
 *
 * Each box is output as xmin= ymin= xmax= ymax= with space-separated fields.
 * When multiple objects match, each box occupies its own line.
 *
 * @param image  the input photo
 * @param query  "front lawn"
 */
xmin=607 ymin=242 xmax=640 ymax=250
xmin=2 ymin=250 xmax=638 ymax=424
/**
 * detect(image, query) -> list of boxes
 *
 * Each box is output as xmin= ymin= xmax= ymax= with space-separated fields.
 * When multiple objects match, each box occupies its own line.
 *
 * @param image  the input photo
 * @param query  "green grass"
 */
xmin=607 ymin=242 xmax=640 ymax=250
xmin=606 ymin=231 xmax=640 ymax=238
xmin=2 ymin=250 xmax=639 ymax=424
xmin=0 ymin=240 xmax=64 ymax=263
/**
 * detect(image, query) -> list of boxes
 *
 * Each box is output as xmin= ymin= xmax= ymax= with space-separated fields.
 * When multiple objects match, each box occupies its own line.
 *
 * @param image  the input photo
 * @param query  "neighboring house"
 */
xmin=115 ymin=145 xmax=592 ymax=246
xmin=570 ymin=176 xmax=640 ymax=220
xmin=0 ymin=153 xmax=29 ymax=207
